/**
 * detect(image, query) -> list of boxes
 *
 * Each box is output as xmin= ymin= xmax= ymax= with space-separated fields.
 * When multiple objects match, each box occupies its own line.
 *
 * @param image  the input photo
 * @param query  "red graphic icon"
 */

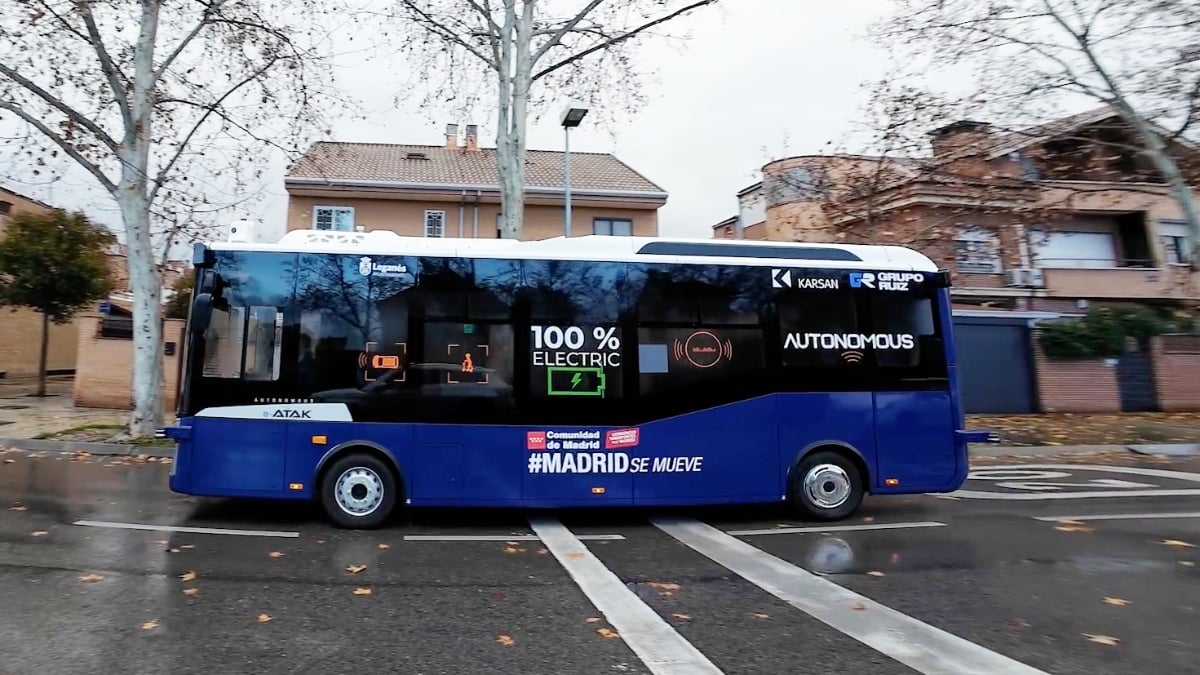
xmin=447 ymin=344 xmax=489 ymax=384
xmin=672 ymin=331 xmax=733 ymax=368
xmin=526 ymin=431 xmax=547 ymax=451
xmin=358 ymin=342 xmax=407 ymax=382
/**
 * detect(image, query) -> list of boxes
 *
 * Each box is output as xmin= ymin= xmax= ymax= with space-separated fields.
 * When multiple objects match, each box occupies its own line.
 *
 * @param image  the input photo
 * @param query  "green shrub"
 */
xmin=1037 ymin=305 xmax=1175 ymax=359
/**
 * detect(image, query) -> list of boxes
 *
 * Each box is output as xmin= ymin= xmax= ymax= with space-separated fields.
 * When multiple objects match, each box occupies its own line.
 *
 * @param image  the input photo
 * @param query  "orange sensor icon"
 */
xmin=372 ymin=354 xmax=400 ymax=369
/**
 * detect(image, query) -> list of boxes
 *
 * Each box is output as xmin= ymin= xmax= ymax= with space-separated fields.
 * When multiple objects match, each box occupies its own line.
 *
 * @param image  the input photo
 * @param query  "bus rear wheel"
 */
xmin=319 ymin=453 xmax=398 ymax=529
xmin=789 ymin=450 xmax=864 ymax=521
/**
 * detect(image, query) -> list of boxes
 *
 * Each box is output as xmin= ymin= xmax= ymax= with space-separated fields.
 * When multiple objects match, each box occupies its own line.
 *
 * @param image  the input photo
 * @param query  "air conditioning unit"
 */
xmin=1004 ymin=267 xmax=1045 ymax=288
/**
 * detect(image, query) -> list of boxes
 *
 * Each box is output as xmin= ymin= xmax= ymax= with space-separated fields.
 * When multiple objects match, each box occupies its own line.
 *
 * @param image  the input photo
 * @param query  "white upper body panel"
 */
xmin=207 ymin=229 xmax=940 ymax=273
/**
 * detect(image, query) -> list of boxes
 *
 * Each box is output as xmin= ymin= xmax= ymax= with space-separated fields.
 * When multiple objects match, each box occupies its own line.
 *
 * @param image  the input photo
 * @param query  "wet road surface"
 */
xmin=1 ymin=449 xmax=1198 ymax=674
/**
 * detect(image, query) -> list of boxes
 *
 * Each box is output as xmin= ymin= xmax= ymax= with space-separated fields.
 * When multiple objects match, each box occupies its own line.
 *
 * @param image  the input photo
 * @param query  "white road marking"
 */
xmin=73 ymin=520 xmax=299 ymax=538
xmin=402 ymin=533 xmax=625 ymax=541
xmin=655 ymin=517 xmax=1047 ymax=675
xmin=1033 ymin=512 xmax=1200 ymax=522
xmin=727 ymin=521 xmax=946 ymax=536
xmin=954 ymin=464 xmax=1200 ymax=500
xmin=529 ymin=517 xmax=722 ymax=675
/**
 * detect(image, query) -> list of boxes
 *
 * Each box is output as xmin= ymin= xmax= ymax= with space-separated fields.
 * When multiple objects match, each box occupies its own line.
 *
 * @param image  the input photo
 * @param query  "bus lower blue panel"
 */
xmin=873 ymin=391 xmax=958 ymax=491
xmin=774 ymin=393 xmax=876 ymax=491
xmin=192 ymin=419 xmax=286 ymax=494
xmin=632 ymin=397 xmax=778 ymax=501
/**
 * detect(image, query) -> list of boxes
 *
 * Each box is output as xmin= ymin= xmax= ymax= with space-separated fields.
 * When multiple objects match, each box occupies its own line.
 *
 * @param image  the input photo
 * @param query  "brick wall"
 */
xmin=73 ymin=315 xmax=185 ymax=411
xmin=1152 ymin=334 xmax=1200 ymax=411
xmin=0 ymin=308 xmax=80 ymax=377
xmin=1032 ymin=330 xmax=1121 ymax=412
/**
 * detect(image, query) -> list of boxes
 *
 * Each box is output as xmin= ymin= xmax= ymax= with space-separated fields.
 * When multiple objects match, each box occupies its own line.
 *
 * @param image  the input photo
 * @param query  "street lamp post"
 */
xmin=560 ymin=106 xmax=588 ymax=237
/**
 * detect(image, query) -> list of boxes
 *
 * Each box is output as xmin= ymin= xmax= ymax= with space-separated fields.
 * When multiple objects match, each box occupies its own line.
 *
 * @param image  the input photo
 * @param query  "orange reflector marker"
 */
xmin=591 ymin=487 xmax=606 ymax=495
xmin=885 ymin=478 xmax=900 ymax=486
xmin=311 ymin=435 xmax=327 ymax=445
xmin=289 ymin=483 xmax=304 ymax=491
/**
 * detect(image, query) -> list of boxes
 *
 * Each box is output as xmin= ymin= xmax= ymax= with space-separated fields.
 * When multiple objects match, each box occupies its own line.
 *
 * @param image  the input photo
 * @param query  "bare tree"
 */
xmin=0 ymin=1 xmax=350 ymax=435
xmin=869 ymin=0 xmax=1200 ymax=259
xmin=381 ymin=0 xmax=719 ymax=239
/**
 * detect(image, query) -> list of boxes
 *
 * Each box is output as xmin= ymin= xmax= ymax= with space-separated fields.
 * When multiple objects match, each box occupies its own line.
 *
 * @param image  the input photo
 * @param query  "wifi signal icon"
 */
xmin=722 ymin=339 xmax=733 ymax=360
xmin=672 ymin=339 xmax=685 ymax=361
xmin=841 ymin=350 xmax=864 ymax=364
xmin=357 ymin=352 xmax=369 ymax=368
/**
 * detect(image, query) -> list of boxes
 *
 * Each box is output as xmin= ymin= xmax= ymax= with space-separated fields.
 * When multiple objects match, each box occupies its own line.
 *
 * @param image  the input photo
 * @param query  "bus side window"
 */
xmin=202 ymin=305 xmax=245 ymax=379
xmin=244 ymin=306 xmax=283 ymax=381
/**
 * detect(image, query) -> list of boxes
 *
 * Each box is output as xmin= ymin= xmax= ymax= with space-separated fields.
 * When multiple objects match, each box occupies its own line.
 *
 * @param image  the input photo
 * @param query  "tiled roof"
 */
xmin=286 ymin=142 xmax=666 ymax=195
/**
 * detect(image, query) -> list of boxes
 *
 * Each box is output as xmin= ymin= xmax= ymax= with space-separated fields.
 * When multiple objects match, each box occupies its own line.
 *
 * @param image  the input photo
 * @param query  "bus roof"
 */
xmin=209 ymin=229 xmax=939 ymax=272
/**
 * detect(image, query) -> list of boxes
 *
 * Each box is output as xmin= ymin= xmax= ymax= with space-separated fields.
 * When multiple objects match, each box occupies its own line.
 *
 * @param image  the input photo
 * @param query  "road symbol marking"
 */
xmin=994 ymin=478 xmax=1157 ymax=492
xmin=529 ymin=517 xmax=723 ymax=675
xmin=727 ymin=521 xmax=946 ymax=536
xmin=953 ymin=464 xmax=1200 ymax=500
xmin=654 ymin=517 xmax=1048 ymax=675
xmin=73 ymin=520 xmax=299 ymax=538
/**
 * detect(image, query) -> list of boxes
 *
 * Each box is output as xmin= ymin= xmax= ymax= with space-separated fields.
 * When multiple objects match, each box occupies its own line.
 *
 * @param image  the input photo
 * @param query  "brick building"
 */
xmin=712 ymin=106 xmax=1200 ymax=414
xmin=284 ymin=124 xmax=667 ymax=240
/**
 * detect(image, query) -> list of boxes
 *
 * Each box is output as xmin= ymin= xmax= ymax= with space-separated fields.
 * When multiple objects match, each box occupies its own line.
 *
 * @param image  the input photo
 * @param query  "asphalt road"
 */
xmin=1 ymin=448 xmax=1198 ymax=675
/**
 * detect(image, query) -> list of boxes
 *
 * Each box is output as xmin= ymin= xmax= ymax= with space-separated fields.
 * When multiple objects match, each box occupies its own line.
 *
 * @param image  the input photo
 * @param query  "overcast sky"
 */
xmin=6 ymin=0 xmax=909 ymax=243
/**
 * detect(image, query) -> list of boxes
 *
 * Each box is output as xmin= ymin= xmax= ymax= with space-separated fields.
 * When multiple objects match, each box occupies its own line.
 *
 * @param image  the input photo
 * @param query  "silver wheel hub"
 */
xmin=803 ymin=463 xmax=852 ymax=509
xmin=334 ymin=467 xmax=384 ymax=517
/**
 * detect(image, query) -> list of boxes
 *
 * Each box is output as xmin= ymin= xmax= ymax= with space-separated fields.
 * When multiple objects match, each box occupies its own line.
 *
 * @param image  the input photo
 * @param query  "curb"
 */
xmin=968 ymin=444 xmax=1127 ymax=458
xmin=1126 ymin=443 xmax=1200 ymax=456
xmin=0 ymin=437 xmax=175 ymax=458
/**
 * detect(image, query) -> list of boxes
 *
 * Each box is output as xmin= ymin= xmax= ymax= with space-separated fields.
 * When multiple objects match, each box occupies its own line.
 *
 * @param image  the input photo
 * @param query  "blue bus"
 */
xmin=161 ymin=229 xmax=995 ymax=528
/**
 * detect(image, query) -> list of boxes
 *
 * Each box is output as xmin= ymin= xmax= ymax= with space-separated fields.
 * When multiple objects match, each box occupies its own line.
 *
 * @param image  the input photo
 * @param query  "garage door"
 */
xmin=951 ymin=317 xmax=1036 ymax=414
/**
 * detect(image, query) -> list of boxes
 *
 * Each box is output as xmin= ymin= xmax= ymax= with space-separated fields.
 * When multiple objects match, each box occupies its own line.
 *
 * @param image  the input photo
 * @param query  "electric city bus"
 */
xmin=160 ymin=227 xmax=996 ymax=528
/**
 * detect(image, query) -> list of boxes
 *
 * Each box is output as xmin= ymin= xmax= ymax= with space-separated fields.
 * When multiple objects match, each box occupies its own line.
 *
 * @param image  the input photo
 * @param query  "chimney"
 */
xmin=928 ymin=120 xmax=992 ymax=158
xmin=465 ymin=124 xmax=478 ymax=151
xmin=445 ymin=123 xmax=459 ymax=149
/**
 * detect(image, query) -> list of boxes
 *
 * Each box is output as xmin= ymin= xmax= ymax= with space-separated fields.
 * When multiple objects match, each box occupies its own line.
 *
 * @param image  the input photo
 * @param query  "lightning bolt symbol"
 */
xmin=570 ymin=372 xmax=582 ymax=389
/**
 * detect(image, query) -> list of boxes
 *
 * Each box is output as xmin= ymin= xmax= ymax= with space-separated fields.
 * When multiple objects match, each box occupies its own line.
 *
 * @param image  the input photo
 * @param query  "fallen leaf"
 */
xmin=179 ymin=571 xmax=197 ymax=582
xmin=536 ymin=548 xmax=548 ymax=556
xmin=852 ymin=602 xmax=867 ymax=611
xmin=1161 ymin=539 xmax=1195 ymax=548
xmin=503 ymin=546 xmax=521 ymax=555
xmin=585 ymin=617 xmax=602 ymax=623
xmin=183 ymin=588 xmax=199 ymax=597
xmin=269 ymin=551 xmax=284 ymax=558
xmin=78 ymin=573 xmax=104 ymax=583
xmin=491 ymin=592 xmax=506 ymax=600
xmin=156 ymin=540 xmax=169 ymax=546
xmin=1181 ymin=561 xmax=1196 ymax=567
xmin=141 ymin=620 xmax=159 ymax=630
xmin=867 ymin=571 xmax=885 ymax=577
xmin=566 ymin=551 xmax=585 ymax=559
xmin=1055 ymin=525 xmax=1095 ymax=533
xmin=257 ymin=614 xmax=271 ymax=623
xmin=505 ymin=541 xmax=520 ymax=546
xmin=377 ymin=543 xmax=390 ymax=550
xmin=9 ymin=505 xmax=26 ymax=511
xmin=862 ymin=516 xmax=875 ymax=523
xmin=180 ymin=545 xmax=194 ymax=550
xmin=169 ymin=548 xmax=181 ymax=553
xmin=496 ymin=634 xmax=515 ymax=647
xmin=4 ymin=459 xmax=13 ymax=464
xmin=352 ymin=587 xmax=372 ymax=596
xmin=646 ymin=582 xmax=680 ymax=591
xmin=1005 ymin=619 xmax=1031 ymax=630
xmin=345 ymin=565 xmax=367 ymax=574
xmin=1082 ymin=633 xmax=1120 ymax=646
xmin=317 ymin=539 xmax=325 ymax=544
xmin=1103 ymin=597 xmax=1131 ymax=606
xmin=670 ymin=613 xmax=691 ymax=622
xmin=752 ymin=612 xmax=770 ymax=620
xmin=596 ymin=628 xmax=620 ymax=639
xmin=30 ymin=530 xmax=47 ymax=537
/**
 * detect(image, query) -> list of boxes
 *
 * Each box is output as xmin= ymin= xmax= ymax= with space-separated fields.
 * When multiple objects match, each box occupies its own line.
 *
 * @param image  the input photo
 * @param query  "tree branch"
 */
xmin=396 ymin=0 xmax=499 ymax=69
xmin=0 ymin=101 xmax=115 ymax=193
xmin=530 ymin=0 xmax=607 ymax=65
xmin=532 ymin=0 xmax=715 ymax=81
xmin=152 ymin=0 xmax=229 ymax=85
xmin=75 ymin=0 xmax=132 ymax=127
xmin=0 ymin=63 xmax=121 ymax=152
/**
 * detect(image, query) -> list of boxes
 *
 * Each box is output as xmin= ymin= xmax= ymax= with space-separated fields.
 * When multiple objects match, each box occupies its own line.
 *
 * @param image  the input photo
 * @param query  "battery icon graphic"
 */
xmin=547 ymin=367 xmax=606 ymax=397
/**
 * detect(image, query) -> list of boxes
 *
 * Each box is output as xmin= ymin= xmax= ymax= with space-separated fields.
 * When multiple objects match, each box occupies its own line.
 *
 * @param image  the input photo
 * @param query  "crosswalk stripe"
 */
xmin=529 ymin=517 xmax=724 ymax=675
xmin=654 ymin=517 xmax=1048 ymax=675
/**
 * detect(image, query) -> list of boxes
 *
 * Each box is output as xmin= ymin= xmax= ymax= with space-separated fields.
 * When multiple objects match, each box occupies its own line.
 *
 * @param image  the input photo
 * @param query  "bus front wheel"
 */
xmin=319 ymin=453 xmax=398 ymax=529
xmin=789 ymin=450 xmax=864 ymax=521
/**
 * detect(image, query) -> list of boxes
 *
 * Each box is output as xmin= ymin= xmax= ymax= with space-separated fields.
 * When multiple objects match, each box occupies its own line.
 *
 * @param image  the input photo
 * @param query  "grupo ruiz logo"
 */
xmin=358 ymin=256 xmax=408 ymax=278
xmin=849 ymin=271 xmax=924 ymax=291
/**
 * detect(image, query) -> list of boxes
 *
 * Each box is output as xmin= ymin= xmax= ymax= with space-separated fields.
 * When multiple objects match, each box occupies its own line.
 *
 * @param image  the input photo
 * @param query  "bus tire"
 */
xmin=789 ymin=450 xmax=864 ymax=521
xmin=319 ymin=453 xmax=398 ymax=529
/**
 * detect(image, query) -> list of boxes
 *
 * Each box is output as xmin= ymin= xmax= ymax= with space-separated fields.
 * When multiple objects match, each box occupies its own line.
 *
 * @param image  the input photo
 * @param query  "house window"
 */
xmin=1160 ymin=220 xmax=1192 ymax=265
xmin=593 ymin=218 xmax=633 ymax=236
xmin=424 ymin=210 xmax=446 ymax=237
xmin=1032 ymin=230 xmax=1118 ymax=268
xmin=0 ymin=200 xmax=12 ymax=215
xmin=954 ymin=227 xmax=1002 ymax=273
xmin=312 ymin=206 xmax=354 ymax=231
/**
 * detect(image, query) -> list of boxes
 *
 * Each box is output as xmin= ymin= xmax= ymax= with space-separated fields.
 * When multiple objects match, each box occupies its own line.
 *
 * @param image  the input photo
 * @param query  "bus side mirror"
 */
xmin=191 ymin=292 xmax=213 ymax=336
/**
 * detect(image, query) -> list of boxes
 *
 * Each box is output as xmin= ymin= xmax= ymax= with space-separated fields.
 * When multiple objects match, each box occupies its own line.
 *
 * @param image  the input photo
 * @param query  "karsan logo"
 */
xmin=358 ymin=256 xmax=409 ymax=278
xmin=771 ymin=268 xmax=839 ymax=290
xmin=848 ymin=271 xmax=925 ymax=291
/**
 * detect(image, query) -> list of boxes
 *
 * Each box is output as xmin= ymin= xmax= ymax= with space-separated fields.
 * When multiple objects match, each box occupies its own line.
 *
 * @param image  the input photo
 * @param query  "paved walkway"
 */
xmin=0 ymin=376 xmax=126 ymax=438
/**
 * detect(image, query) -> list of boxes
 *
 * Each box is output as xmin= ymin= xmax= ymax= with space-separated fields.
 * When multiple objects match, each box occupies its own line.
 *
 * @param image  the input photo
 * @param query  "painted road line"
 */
xmin=954 ymin=463 xmax=1200 ymax=500
xmin=74 ymin=520 xmax=299 ymax=538
xmin=1033 ymin=512 xmax=1200 ymax=522
xmin=403 ymin=533 xmax=625 ymax=541
xmin=529 ymin=517 xmax=722 ymax=675
xmin=654 ymin=517 xmax=1047 ymax=675
xmin=727 ymin=521 xmax=946 ymax=536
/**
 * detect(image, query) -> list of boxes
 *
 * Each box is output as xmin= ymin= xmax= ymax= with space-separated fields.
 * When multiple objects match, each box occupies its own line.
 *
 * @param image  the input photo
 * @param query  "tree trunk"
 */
xmin=121 ymin=198 xmax=164 ymax=436
xmin=495 ymin=0 xmax=533 ymax=240
xmin=36 ymin=311 xmax=49 ymax=398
